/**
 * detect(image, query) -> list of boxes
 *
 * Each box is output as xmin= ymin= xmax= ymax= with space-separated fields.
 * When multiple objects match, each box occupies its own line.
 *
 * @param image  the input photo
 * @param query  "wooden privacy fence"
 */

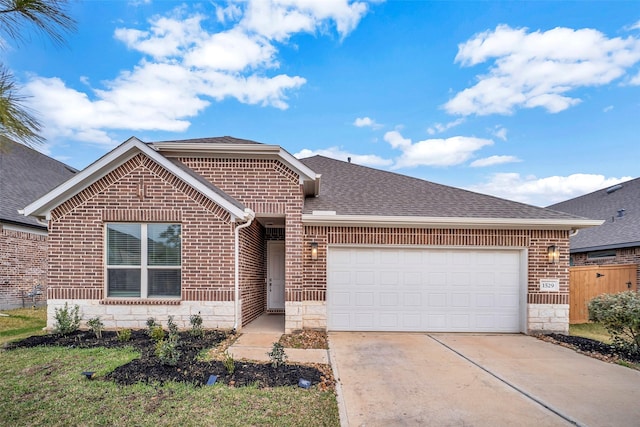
xmin=569 ymin=264 xmax=638 ymax=324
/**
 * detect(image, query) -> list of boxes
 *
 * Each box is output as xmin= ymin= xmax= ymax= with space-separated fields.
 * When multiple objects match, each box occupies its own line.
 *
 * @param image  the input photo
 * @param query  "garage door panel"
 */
xmin=328 ymin=247 xmax=522 ymax=332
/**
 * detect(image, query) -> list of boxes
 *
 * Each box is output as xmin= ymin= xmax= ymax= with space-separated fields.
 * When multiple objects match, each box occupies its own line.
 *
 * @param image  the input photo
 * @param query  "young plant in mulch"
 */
xmin=190 ymin=312 xmax=204 ymax=338
xmin=53 ymin=303 xmax=81 ymax=336
xmin=267 ymin=342 xmax=288 ymax=368
xmin=86 ymin=316 xmax=104 ymax=339
xmin=116 ymin=328 xmax=132 ymax=342
xmin=155 ymin=315 xmax=182 ymax=366
xmin=146 ymin=317 xmax=158 ymax=336
xmin=223 ymin=351 xmax=235 ymax=374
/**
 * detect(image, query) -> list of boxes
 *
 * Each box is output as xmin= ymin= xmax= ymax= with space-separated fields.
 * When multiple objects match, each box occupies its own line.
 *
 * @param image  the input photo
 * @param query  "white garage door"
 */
xmin=327 ymin=247 xmax=523 ymax=332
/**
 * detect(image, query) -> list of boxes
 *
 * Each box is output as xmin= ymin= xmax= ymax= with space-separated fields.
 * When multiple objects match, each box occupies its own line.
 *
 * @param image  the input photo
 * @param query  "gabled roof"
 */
xmin=300 ymin=155 xmax=600 ymax=230
xmin=22 ymin=137 xmax=249 ymax=222
xmin=548 ymin=177 xmax=640 ymax=251
xmin=151 ymin=136 xmax=320 ymax=197
xmin=0 ymin=137 xmax=76 ymax=229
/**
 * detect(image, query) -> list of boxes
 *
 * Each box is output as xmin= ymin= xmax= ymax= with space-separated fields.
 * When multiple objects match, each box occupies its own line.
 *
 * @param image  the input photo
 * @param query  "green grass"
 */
xmin=0 ymin=307 xmax=47 ymax=345
xmin=0 ymin=308 xmax=340 ymax=426
xmin=569 ymin=322 xmax=613 ymax=344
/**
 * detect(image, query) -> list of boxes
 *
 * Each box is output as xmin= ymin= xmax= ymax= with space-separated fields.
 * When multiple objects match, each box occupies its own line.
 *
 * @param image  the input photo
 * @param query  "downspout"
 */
xmin=234 ymin=208 xmax=255 ymax=331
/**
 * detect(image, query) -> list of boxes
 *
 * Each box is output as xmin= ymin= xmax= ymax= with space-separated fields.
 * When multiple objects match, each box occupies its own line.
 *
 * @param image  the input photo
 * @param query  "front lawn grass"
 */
xmin=569 ymin=322 xmax=612 ymax=344
xmin=0 ymin=307 xmax=47 ymax=345
xmin=0 ymin=340 xmax=339 ymax=426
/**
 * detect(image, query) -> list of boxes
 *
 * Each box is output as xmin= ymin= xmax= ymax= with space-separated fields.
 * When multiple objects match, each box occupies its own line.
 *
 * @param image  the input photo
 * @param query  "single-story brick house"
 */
xmin=23 ymin=136 xmax=599 ymax=333
xmin=549 ymin=178 xmax=640 ymax=283
xmin=0 ymin=137 xmax=76 ymax=309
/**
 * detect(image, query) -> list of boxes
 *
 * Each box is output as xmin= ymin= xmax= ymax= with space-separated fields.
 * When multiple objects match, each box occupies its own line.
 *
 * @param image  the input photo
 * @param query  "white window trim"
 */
xmin=105 ymin=223 xmax=182 ymax=299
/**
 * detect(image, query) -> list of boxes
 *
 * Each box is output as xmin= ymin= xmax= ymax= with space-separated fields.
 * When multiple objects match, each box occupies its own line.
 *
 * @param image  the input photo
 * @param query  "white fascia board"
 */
xmin=301 ymin=214 xmax=604 ymax=230
xmin=152 ymin=142 xmax=320 ymax=195
xmin=23 ymin=137 xmax=248 ymax=222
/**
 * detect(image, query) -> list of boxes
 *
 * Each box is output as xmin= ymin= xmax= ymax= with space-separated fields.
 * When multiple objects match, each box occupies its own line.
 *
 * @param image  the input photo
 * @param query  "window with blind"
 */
xmin=106 ymin=223 xmax=181 ymax=298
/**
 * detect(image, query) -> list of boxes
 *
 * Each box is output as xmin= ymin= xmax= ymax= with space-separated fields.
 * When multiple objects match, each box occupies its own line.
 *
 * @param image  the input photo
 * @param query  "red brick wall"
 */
xmin=572 ymin=247 xmax=640 ymax=286
xmin=48 ymin=154 xmax=236 ymax=303
xmin=0 ymin=226 xmax=48 ymax=309
xmin=239 ymin=220 xmax=266 ymax=326
xmin=302 ymin=226 xmax=570 ymax=304
xmin=179 ymin=157 xmax=304 ymax=306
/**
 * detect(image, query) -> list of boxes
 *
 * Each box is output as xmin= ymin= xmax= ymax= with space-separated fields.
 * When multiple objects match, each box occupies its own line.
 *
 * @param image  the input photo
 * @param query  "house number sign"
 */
xmin=539 ymin=279 xmax=560 ymax=292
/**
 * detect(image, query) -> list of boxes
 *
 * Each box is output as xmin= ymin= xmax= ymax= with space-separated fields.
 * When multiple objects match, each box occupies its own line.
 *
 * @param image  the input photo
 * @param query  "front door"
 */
xmin=267 ymin=241 xmax=285 ymax=310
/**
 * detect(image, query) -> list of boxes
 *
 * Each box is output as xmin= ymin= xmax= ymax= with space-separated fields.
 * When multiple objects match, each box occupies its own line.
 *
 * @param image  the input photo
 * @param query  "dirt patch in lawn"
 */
xmin=5 ymin=330 xmax=334 ymax=389
xmin=279 ymin=329 xmax=328 ymax=349
xmin=538 ymin=333 xmax=640 ymax=366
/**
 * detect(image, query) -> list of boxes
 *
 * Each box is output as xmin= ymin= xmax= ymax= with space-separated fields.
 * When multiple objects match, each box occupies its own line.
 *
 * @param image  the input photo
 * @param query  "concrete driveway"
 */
xmin=329 ymin=332 xmax=640 ymax=427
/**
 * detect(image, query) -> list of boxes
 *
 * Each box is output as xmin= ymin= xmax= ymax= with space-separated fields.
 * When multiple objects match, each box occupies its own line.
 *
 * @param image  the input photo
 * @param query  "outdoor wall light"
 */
xmin=547 ymin=245 xmax=559 ymax=264
xmin=310 ymin=242 xmax=318 ymax=260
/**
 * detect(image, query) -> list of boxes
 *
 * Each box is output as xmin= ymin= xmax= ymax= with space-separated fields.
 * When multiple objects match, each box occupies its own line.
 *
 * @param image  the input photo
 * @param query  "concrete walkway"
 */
xmin=227 ymin=314 xmax=329 ymax=364
xmin=330 ymin=332 xmax=640 ymax=427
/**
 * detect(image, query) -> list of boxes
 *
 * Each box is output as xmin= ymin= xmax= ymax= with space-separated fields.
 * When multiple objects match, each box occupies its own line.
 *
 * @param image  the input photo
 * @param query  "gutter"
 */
xmin=233 ymin=208 xmax=255 ymax=331
xmin=301 ymin=213 xmax=604 ymax=231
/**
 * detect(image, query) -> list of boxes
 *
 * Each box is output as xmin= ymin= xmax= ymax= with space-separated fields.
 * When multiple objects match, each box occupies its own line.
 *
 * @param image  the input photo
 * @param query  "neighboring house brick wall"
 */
xmin=301 ymin=226 xmax=570 ymax=333
xmin=572 ymin=248 xmax=640 ymax=286
xmin=0 ymin=226 xmax=47 ymax=309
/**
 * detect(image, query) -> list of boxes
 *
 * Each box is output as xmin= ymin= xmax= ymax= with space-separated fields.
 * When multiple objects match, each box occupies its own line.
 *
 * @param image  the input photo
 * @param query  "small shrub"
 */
xmin=167 ymin=315 xmax=179 ymax=338
xmin=86 ymin=316 xmax=104 ymax=339
xmin=190 ymin=312 xmax=204 ymax=337
xmin=117 ymin=328 xmax=132 ymax=342
xmin=223 ymin=351 xmax=235 ymax=374
xmin=588 ymin=291 xmax=640 ymax=353
xmin=267 ymin=342 xmax=288 ymax=368
xmin=53 ymin=303 xmax=81 ymax=336
xmin=150 ymin=325 xmax=165 ymax=342
xmin=146 ymin=317 xmax=157 ymax=336
xmin=155 ymin=338 xmax=181 ymax=366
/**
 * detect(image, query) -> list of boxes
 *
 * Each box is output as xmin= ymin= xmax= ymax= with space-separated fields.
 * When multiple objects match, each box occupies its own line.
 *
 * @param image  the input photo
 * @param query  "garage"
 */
xmin=327 ymin=247 xmax=524 ymax=332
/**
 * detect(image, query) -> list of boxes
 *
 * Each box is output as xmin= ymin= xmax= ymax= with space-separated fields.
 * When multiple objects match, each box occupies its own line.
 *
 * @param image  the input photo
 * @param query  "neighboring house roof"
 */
xmin=548 ymin=177 xmax=640 ymax=252
xmin=0 ymin=137 xmax=76 ymax=229
xmin=300 ymin=155 xmax=599 ymax=230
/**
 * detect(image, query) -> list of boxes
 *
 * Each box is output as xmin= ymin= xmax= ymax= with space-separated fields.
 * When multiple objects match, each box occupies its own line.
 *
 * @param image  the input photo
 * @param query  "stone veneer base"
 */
xmin=47 ymin=299 xmax=235 ymax=330
xmin=527 ymin=303 xmax=569 ymax=334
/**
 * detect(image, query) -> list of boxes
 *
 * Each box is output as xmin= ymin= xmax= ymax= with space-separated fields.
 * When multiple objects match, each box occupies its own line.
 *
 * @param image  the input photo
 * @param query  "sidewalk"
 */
xmin=227 ymin=314 xmax=329 ymax=364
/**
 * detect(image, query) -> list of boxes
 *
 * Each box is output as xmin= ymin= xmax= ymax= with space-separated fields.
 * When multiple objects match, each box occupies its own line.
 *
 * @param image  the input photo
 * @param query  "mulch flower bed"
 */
xmin=5 ymin=330 xmax=334 ymax=389
xmin=537 ymin=333 xmax=640 ymax=365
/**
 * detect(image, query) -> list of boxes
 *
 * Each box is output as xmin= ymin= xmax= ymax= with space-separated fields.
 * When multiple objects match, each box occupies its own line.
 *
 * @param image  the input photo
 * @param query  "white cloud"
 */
xmin=627 ymin=20 xmax=640 ymax=31
xmin=468 ymin=173 xmax=633 ymax=206
xmin=23 ymin=1 xmax=371 ymax=145
xmin=603 ymin=105 xmax=614 ymax=112
xmin=445 ymin=25 xmax=640 ymax=116
xmin=427 ymin=118 xmax=465 ymax=135
xmin=240 ymin=0 xmax=369 ymax=42
xmin=384 ymin=130 xmax=493 ymax=168
xmin=294 ymin=146 xmax=392 ymax=167
xmin=353 ymin=116 xmax=382 ymax=129
xmin=492 ymin=126 xmax=507 ymax=141
xmin=630 ymin=71 xmax=640 ymax=85
xmin=469 ymin=155 xmax=520 ymax=167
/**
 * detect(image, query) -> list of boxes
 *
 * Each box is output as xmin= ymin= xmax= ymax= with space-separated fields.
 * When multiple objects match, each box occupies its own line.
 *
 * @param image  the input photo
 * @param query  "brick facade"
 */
xmin=46 ymin=153 xmax=303 ymax=330
xmin=0 ymin=226 xmax=48 ymax=309
xmin=43 ymin=148 xmax=572 ymax=334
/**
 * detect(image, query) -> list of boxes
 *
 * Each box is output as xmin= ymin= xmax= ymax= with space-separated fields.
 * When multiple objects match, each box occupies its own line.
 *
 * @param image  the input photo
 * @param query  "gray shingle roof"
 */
xmin=548 ymin=178 xmax=640 ymax=251
xmin=300 ymin=155 xmax=583 ymax=220
xmin=0 ymin=138 xmax=77 ymax=229
xmin=154 ymin=136 xmax=261 ymax=145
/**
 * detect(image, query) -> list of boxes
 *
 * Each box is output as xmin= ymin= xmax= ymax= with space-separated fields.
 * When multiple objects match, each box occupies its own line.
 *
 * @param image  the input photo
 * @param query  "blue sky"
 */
xmin=6 ymin=0 xmax=640 ymax=206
